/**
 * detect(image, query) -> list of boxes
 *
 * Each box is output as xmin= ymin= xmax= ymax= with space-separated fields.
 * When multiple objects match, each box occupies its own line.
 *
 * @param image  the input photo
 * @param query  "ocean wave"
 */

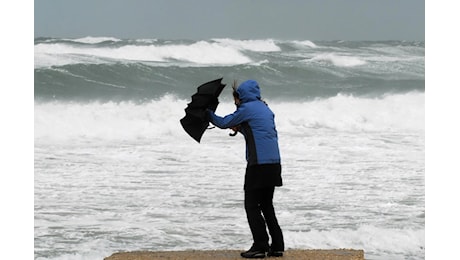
xmin=291 ymin=40 xmax=318 ymax=48
xmin=213 ymin=38 xmax=281 ymax=52
xmin=273 ymin=92 xmax=424 ymax=133
xmin=309 ymin=53 xmax=367 ymax=67
xmin=34 ymin=92 xmax=424 ymax=143
xmin=72 ymin=36 xmax=123 ymax=44
xmin=34 ymin=38 xmax=424 ymax=73
xmin=34 ymin=38 xmax=292 ymax=68
xmin=34 ymin=39 xmax=424 ymax=102
xmin=34 ymin=40 xmax=254 ymax=68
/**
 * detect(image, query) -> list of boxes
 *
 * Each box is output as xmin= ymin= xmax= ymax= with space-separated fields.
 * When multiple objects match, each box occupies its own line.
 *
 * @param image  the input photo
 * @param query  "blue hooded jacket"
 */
xmin=208 ymin=80 xmax=281 ymax=166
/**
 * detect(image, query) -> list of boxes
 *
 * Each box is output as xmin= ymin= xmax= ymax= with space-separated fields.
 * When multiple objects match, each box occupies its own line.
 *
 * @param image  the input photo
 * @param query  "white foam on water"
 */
xmin=34 ymin=92 xmax=424 ymax=259
xmin=285 ymin=226 xmax=424 ymax=260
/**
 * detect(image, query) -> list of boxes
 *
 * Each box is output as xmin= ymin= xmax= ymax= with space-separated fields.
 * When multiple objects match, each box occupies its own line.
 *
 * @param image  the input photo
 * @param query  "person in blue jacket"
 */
xmin=208 ymin=80 xmax=284 ymax=258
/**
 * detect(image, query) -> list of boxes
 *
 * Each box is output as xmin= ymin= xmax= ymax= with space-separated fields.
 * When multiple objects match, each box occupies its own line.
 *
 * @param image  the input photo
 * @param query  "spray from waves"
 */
xmin=34 ymin=92 xmax=424 ymax=143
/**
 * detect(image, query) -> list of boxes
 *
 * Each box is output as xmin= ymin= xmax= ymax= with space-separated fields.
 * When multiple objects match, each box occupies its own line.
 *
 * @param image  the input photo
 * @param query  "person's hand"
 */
xmin=229 ymin=125 xmax=240 ymax=136
xmin=230 ymin=126 xmax=240 ymax=132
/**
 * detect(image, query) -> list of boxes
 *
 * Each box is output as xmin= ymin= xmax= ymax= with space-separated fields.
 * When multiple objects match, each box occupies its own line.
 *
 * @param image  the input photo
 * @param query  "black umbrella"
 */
xmin=180 ymin=78 xmax=226 ymax=143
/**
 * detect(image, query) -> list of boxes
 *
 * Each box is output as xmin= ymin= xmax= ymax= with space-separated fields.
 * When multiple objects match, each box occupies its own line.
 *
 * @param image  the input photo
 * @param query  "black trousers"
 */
xmin=244 ymin=186 xmax=284 ymax=251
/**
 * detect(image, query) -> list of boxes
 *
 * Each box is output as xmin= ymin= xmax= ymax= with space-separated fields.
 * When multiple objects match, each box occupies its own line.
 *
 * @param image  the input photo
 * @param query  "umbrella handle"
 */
xmin=229 ymin=130 xmax=238 ymax=137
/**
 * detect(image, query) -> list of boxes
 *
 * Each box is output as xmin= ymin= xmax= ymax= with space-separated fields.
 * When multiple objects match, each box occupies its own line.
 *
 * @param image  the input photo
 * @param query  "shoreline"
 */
xmin=104 ymin=249 xmax=364 ymax=260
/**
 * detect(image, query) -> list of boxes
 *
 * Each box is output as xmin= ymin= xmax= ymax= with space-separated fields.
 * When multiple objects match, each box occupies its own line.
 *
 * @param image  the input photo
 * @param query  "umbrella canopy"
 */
xmin=180 ymin=78 xmax=226 ymax=142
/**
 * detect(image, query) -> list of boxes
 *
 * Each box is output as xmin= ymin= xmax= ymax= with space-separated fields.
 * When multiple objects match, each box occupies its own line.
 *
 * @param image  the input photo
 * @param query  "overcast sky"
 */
xmin=35 ymin=0 xmax=424 ymax=40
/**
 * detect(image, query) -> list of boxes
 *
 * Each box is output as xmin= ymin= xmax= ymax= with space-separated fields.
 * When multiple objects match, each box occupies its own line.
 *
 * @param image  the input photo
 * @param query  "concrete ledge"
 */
xmin=104 ymin=249 xmax=364 ymax=260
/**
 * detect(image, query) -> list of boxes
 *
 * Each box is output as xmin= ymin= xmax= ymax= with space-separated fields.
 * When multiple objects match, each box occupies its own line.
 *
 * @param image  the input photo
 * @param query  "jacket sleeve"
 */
xmin=208 ymin=106 xmax=247 ymax=129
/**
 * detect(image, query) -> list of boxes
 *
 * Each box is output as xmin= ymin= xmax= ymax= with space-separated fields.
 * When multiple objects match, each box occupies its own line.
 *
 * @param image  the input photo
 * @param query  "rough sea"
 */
xmin=34 ymin=37 xmax=425 ymax=259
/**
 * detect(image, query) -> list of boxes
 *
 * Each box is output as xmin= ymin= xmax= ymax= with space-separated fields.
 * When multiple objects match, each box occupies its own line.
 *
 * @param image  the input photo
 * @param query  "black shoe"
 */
xmin=267 ymin=248 xmax=283 ymax=257
xmin=241 ymin=248 xmax=266 ymax=258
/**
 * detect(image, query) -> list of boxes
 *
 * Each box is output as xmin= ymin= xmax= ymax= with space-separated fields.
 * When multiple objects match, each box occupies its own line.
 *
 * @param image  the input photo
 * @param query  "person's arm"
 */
xmin=208 ymin=106 xmax=246 ymax=129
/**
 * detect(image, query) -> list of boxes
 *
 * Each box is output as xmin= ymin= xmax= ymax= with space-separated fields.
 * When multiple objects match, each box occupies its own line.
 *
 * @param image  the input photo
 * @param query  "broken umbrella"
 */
xmin=180 ymin=78 xmax=226 ymax=143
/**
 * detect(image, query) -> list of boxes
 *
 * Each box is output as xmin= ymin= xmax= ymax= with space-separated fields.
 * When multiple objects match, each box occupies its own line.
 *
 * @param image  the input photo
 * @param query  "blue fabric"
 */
xmin=208 ymin=80 xmax=281 ymax=165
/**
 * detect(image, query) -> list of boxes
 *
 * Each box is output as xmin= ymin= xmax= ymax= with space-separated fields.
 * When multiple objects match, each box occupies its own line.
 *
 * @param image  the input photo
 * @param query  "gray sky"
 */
xmin=35 ymin=0 xmax=424 ymax=40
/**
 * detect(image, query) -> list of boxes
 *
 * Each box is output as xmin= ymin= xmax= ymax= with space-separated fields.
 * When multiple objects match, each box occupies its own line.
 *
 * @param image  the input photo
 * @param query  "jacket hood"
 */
xmin=236 ymin=80 xmax=261 ymax=103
